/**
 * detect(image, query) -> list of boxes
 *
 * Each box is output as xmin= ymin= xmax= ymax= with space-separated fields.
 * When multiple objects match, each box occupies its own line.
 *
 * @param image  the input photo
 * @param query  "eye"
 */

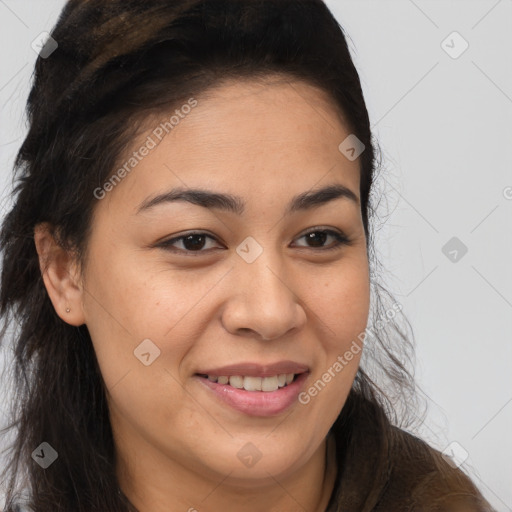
xmin=157 ymin=232 xmax=223 ymax=254
xmin=156 ymin=228 xmax=351 ymax=255
xmin=292 ymin=228 xmax=351 ymax=251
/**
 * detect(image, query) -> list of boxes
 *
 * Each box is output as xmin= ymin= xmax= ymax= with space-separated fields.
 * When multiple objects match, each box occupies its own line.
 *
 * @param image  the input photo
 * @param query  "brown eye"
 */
xmin=293 ymin=229 xmax=351 ymax=251
xmin=157 ymin=228 xmax=351 ymax=256
xmin=158 ymin=232 xmax=223 ymax=254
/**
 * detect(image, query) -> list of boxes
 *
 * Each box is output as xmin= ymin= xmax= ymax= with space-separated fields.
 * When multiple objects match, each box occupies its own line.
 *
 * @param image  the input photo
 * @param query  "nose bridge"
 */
xmin=236 ymin=237 xmax=293 ymax=303
xmin=223 ymin=236 xmax=305 ymax=339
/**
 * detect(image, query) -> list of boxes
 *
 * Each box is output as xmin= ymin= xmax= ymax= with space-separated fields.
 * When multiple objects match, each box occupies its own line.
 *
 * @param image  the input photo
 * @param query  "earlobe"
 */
xmin=33 ymin=222 xmax=86 ymax=327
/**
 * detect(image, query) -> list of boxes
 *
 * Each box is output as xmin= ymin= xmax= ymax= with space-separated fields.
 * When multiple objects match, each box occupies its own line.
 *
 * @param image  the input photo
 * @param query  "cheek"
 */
xmin=298 ymin=254 xmax=369 ymax=408
xmin=82 ymin=255 xmax=199 ymax=436
xmin=305 ymin=254 xmax=370 ymax=349
xmin=296 ymin=260 xmax=368 ymax=429
xmin=80 ymin=245 xmax=172 ymax=387
xmin=82 ymin=243 xmax=231 ymax=391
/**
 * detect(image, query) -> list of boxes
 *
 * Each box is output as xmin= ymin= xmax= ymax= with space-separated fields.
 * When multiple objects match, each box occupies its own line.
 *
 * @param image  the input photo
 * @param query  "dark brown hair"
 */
xmin=0 ymin=1 xmax=430 ymax=510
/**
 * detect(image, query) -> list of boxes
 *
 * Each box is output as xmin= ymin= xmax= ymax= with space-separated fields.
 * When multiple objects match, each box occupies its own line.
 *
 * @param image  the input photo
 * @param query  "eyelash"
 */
xmin=156 ymin=228 xmax=352 ymax=256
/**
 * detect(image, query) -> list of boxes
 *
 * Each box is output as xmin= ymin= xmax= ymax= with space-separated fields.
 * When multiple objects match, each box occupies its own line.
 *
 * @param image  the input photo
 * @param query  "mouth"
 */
xmin=195 ymin=372 xmax=301 ymax=392
xmin=194 ymin=369 xmax=310 ymax=417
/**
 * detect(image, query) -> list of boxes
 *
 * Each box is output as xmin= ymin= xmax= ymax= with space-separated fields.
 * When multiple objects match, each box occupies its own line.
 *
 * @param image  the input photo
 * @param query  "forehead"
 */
xmin=179 ymin=76 xmax=351 ymax=152
xmin=98 ymin=77 xmax=361 ymax=216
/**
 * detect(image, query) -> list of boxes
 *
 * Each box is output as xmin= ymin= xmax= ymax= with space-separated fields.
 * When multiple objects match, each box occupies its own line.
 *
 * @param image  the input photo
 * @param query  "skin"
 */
xmin=34 ymin=76 xmax=370 ymax=512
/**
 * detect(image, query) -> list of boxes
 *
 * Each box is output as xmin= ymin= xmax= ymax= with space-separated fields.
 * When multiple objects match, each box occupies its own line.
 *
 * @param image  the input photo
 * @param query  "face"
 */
xmin=73 ymin=77 xmax=370 ymax=493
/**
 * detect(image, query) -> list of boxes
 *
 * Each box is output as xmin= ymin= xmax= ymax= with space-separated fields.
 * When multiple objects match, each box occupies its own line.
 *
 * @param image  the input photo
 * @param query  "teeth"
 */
xmin=204 ymin=373 xmax=296 ymax=391
xmin=243 ymin=376 xmax=262 ymax=391
xmin=229 ymin=375 xmax=244 ymax=389
xmin=261 ymin=375 xmax=278 ymax=392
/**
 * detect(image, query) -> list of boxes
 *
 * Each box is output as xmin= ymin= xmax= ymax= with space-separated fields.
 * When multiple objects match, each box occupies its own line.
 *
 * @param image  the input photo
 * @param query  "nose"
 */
xmin=221 ymin=250 xmax=307 ymax=341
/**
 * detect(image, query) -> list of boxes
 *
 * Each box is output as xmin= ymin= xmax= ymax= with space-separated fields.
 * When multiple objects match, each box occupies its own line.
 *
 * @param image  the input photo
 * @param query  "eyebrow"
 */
xmin=136 ymin=183 xmax=359 ymax=216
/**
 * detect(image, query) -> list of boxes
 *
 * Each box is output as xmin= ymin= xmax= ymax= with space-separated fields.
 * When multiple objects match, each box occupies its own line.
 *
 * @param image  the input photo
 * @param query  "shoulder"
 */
xmin=377 ymin=426 xmax=495 ymax=512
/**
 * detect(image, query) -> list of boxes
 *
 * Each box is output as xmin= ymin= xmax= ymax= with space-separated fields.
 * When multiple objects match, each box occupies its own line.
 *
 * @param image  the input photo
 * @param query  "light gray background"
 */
xmin=0 ymin=0 xmax=511 ymax=510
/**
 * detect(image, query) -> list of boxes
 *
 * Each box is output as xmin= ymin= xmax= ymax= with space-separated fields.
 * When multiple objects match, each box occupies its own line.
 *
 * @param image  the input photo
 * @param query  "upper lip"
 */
xmin=196 ymin=361 xmax=309 ymax=378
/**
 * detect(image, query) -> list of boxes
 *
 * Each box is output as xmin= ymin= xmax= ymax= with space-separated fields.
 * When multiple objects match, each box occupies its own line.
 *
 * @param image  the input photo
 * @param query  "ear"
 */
xmin=33 ymin=222 xmax=86 ymax=327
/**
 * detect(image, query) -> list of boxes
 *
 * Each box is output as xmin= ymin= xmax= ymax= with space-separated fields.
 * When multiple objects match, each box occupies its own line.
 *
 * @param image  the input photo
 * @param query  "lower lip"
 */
xmin=195 ymin=373 xmax=309 ymax=417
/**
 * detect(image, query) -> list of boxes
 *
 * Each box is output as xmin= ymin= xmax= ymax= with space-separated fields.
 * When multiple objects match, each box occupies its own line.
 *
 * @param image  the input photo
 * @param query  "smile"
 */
xmin=195 ymin=372 xmax=310 ymax=417
xmin=197 ymin=373 xmax=298 ymax=392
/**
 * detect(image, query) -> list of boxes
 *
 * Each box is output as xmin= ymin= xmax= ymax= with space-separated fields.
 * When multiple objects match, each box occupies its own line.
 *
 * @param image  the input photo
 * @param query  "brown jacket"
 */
xmin=326 ymin=392 xmax=495 ymax=512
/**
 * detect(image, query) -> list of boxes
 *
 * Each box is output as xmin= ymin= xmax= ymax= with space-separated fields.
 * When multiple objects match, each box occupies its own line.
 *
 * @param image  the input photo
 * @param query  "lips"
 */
xmin=194 ymin=360 xmax=310 ymax=416
xmin=195 ymin=360 xmax=309 ymax=378
xmin=196 ymin=371 xmax=310 ymax=416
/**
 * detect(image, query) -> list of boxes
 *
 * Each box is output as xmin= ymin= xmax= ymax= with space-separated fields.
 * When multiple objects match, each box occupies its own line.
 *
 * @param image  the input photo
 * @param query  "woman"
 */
xmin=0 ymin=1 xmax=495 ymax=511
